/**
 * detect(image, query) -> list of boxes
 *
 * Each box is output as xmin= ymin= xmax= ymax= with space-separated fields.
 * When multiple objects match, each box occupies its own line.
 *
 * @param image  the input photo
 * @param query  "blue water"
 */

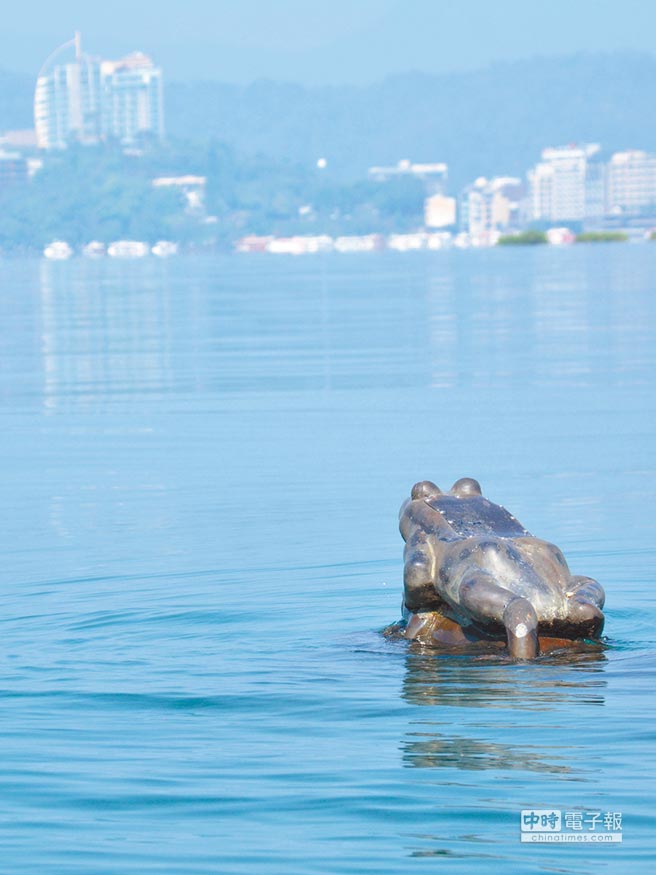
xmin=1 ymin=247 xmax=655 ymax=872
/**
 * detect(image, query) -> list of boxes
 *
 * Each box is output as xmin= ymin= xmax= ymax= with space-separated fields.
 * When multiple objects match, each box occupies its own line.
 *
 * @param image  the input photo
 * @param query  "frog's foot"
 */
xmin=459 ymin=573 xmax=539 ymax=659
xmin=401 ymin=609 xmax=480 ymax=647
xmin=503 ymin=598 xmax=539 ymax=660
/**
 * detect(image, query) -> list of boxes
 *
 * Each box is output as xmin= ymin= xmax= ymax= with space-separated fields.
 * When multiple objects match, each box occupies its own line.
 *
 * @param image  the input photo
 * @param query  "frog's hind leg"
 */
xmin=458 ymin=572 xmax=539 ymax=659
xmin=563 ymin=576 xmax=605 ymax=638
xmin=403 ymin=532 xmax=444 ymax=613
xmin=567 ymin=576 xmax=605 ymax=609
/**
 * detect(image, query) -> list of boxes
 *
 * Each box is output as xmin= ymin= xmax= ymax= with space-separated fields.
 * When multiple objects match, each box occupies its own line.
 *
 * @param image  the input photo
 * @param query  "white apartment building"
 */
xmin=101 ymin=53 xmax=164 ymax=144
xmin=606 ymin=150 xmax=656 ymax=214
xmin=459 ymin=177 xmax=522 ymax=236
xmin=527 ymin=144 xmax=603 ymax=223
xmin=35 ymin=34 xmax=103 ymax=149
xmin=424 ymin=193 xmax=457 ymax=228
xmin=35 ymin=34 xmax=164 ymax=149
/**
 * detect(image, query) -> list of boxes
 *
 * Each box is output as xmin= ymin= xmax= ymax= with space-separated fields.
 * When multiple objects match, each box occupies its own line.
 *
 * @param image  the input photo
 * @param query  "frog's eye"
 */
xmin=451 ymin=477 xmax=482 ymax=497
xmin=411 ymin=481 xmax=442 ymax=500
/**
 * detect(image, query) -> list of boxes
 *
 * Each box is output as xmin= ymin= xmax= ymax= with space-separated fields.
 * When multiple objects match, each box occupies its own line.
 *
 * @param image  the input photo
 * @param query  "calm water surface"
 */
xmin=0 ymin=247 xmax=655 ymax=872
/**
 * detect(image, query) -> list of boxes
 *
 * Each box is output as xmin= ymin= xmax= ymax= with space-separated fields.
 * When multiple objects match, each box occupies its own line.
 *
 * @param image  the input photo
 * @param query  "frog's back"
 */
xmin=426 ymin=495 xmax=531 ymax=540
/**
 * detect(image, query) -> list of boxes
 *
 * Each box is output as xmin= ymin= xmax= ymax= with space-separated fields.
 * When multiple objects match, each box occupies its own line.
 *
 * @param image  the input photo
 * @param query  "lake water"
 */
xmin=1 ymin=247 xmax=655 ymax=873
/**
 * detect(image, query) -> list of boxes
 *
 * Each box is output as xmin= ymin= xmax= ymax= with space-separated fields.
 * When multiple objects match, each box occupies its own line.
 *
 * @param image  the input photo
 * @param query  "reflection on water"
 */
xmin=399 ymin=650 xmax=607 ymax=778
xmin=38 ymin=256 xmax=432 ymax=403
xmin=427 ymin=249 xmax=656 ymax=389
xmin=35 ymin=248 xmax=656 ymax=413
xmin=39 ymin=260 xmax=177 ymax=410
xmin=402 ymin=649 xmax=607 ymax=710
xmin=402 ymin=732 xmax=572 ymax=774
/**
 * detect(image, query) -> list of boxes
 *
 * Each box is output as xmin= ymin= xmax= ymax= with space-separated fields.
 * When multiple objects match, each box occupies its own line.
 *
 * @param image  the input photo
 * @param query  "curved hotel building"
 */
xmin=35 ymin=33 xmax=164 ymax=149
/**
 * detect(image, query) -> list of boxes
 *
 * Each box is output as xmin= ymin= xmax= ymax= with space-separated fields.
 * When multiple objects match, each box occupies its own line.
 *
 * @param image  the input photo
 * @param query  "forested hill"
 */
xmin=166 ymin=53 xmax=656 ymax=186
xmin=3 ymin=53 xmax=656 ymax=188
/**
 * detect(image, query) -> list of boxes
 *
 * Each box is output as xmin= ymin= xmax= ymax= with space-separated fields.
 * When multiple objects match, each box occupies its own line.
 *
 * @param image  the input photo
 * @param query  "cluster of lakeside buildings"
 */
xmin=237 ymin=147 xmax=656 ymax=253
xmin=381 ymin=148 xmax=656 ymax=244
xmin=2 ymin=34 xmax=656 ymax=256
xmin=460 ymin=145 xmax=656 ymax=243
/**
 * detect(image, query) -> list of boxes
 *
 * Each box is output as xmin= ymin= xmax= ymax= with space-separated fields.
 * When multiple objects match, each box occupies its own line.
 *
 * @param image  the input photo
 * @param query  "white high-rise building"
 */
xmin=101 ymin=53 xmax=164 ymax=144
xmin=35 ymin=34 xmax=103 ymax=149
xmin=35 ymin=34 xmax=164 ymax=149
xmin=459 ymin=177 xmax=523 ymax=236
xmin=606 ymin=150 xmax=656 ymax=214
xmin=527 ymin=144 xmax=603 ymax=224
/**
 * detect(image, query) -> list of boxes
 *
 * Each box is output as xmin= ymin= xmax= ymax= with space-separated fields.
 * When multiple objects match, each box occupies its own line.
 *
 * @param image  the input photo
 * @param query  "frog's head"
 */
xmin=411 ymin=478 xmax=483 ymax=501
xmin=451 ymin=477 xmax=482 ymax=498
xmin=411 ymin=480 xmax=442 ymax=500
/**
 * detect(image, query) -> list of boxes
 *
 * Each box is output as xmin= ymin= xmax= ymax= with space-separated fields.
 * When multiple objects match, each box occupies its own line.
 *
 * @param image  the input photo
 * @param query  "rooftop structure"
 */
xmin=152 ymin=176 xmax=206 ymax=212
xmin=368 ymin=159 xmax=448 ymax=193
xmin=0 ymin=129 xmax=38 ymax=149
xmin=152 ymin=176 xmax=206 ymax=188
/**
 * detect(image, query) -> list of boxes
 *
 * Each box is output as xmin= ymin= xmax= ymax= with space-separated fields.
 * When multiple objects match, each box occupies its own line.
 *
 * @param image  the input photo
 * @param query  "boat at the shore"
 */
xmin=82 ymin=241 xmax=106 ymax=257
xmin=43 ymin=241 xmax=73 ymax=260
xmin=152 ymin=241 xmax=178 ymax=257
xmin=107 ymin=240 xmax=149 ymax=258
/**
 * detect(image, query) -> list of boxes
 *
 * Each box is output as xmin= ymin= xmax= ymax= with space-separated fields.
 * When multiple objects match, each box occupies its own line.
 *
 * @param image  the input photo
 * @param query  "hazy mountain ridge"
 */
xmin=166 ymin=53 xmax=656 ymax=187
xmin=167 ymin=53 xmax=656 ymax=185
xmin=2 ymin=53 xmax=655 ymax=189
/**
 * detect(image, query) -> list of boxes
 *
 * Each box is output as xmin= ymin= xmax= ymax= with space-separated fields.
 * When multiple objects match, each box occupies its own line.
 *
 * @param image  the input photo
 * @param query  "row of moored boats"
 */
xmin=43 ymin=241 xmax=178 ymax=260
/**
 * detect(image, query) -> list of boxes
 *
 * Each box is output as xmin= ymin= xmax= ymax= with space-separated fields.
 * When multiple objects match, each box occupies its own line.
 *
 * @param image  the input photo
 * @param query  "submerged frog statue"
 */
xmin=394 ymin=478 xmax=605 ymax=659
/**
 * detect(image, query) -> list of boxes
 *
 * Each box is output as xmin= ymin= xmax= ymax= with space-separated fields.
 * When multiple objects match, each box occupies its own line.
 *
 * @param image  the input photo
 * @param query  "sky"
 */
xmin=3 ymin=0 xmax=656 ymax=84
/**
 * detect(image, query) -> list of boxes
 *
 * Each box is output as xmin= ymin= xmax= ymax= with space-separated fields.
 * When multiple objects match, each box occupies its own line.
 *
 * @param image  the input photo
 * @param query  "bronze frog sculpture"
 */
xmin=390 ymin=478 xmax=605 ymax=659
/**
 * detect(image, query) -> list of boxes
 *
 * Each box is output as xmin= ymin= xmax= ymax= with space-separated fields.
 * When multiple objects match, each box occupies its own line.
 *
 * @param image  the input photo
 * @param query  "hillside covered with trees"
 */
xmin=0 ymin=141 xmax=426 ymax=252
xmin=164 ymin=52 xmax=656 ymax=186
